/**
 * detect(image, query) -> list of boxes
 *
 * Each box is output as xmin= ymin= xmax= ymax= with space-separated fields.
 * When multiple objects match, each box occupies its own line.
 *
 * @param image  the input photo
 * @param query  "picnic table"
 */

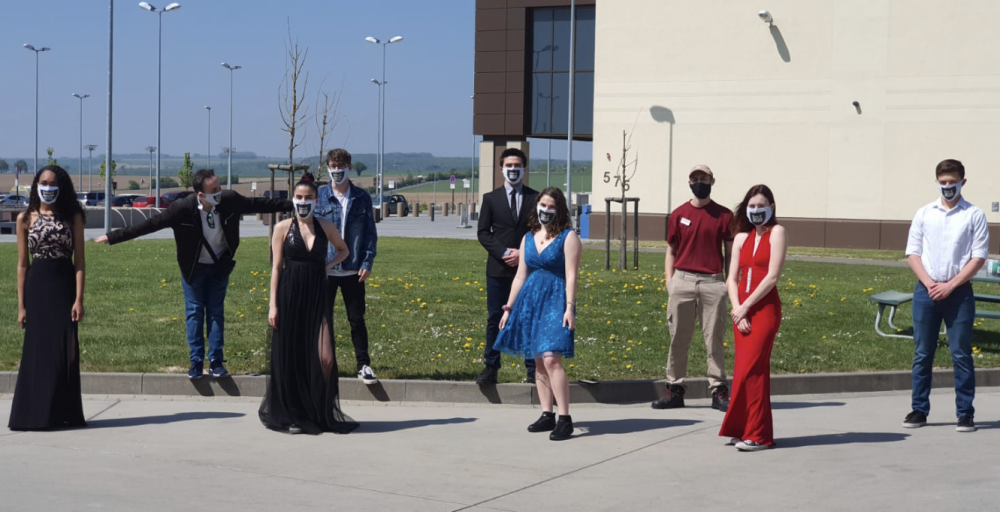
xmin=870 ymin=269 xmax=1000 ymax=339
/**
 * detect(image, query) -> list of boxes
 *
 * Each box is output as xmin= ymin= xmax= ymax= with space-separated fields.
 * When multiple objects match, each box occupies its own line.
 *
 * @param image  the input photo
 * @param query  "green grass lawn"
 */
xmin=2 ymin=238 xmax=999 ymax=383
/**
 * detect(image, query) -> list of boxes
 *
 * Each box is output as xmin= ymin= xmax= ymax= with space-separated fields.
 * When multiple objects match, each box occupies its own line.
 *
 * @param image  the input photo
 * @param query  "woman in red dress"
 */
xmin=719 ymin=184 xmax=786 ymax=451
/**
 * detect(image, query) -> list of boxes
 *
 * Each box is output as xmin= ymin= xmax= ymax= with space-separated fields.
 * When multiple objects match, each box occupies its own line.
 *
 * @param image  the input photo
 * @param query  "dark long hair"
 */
xmin=21 ymin=165 xmax=85 ymax=227
xmin=295 ymin=172 xmax=318 ymax=193
xmin=730 ymin=184 xmax=777 ymax=236
xmin=528 ymin=187 xmax=571 ymax=239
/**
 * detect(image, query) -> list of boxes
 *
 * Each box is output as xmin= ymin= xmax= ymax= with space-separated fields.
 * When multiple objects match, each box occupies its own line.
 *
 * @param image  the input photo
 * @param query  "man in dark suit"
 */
xmin=95 ymin=169 xmax=291 ymax=379
xmin=475 ymin=148 xmax=538 ymax=385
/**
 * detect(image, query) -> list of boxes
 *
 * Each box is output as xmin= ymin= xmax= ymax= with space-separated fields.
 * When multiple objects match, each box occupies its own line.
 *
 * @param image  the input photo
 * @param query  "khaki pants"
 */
xmin=665 ymin=270 xmax=728 ymax=389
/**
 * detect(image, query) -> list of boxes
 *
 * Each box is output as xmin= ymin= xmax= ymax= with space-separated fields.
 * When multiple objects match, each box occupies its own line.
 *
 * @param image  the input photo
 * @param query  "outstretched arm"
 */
xmin=95 ymin=202 xmax=179 ymax=244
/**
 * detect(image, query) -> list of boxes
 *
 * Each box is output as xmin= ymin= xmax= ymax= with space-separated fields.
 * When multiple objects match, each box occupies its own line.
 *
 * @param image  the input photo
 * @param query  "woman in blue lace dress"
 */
xmin=494 ymin=187 xmax=581 ymax=441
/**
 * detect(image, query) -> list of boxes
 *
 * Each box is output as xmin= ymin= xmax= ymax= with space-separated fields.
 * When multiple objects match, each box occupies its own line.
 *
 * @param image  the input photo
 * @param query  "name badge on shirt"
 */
xmin=679 ymin=217 xmax=691 ymax=226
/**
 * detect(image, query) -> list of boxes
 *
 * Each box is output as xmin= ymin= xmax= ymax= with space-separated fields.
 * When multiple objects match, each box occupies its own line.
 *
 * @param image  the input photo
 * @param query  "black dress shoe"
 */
xmin=527 ymin=412 xmax=556 ymax=433
xmin=549 ymin=415 xmax=573 ymax=441
xmin=651 ymin=384 xmax=685 ymax=409
xmin=475 ymin=366 xmax=498 ymax=385
xmin=711 ymin=384 xmax=730 ymax=412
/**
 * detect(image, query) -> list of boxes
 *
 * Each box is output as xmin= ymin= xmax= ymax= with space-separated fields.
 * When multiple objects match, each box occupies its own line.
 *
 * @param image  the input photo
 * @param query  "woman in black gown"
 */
xmin=259 ymin=173 xmax=358 ymax=434
xmin=9 ymin=165 xmax=87 ymax=431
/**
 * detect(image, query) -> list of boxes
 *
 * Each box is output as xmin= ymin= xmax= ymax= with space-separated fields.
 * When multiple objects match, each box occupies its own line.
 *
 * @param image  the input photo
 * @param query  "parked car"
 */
xmin=1 ymin=195 xmax=29 ymax=207
xmin=98 ymin=195 xmax=143 ymax=207
xmin=386 ymin=194 xmax=410 ymax=217
xmin=77 ymin=191 xmax=107 ymax=206
xmin=132 ymin=196 xmax=159 ymax=208
xmin=263 ymin=190 xmax=289 ymax=200
xmin=161 ymin=191 xmax=193 ymax=207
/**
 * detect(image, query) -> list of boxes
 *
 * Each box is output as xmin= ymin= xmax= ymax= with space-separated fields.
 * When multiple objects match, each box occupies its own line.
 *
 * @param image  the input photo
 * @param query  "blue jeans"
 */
xmin=485 ymin=275 xmax=536 ymax=375
xmin=911 ymin=281 xmax=976 ymax=418
xmin=180 ymin=263 xmax=230 ymax=363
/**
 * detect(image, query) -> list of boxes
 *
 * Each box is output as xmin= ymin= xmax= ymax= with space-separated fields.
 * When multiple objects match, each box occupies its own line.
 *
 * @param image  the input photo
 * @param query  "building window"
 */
xmin=529 ymin=6 xmax=595 ymax=138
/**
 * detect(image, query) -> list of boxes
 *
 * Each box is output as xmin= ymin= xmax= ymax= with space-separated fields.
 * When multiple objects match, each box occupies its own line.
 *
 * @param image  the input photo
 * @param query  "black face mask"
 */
xmin=690 ymin=182 xmax=712 ymax=200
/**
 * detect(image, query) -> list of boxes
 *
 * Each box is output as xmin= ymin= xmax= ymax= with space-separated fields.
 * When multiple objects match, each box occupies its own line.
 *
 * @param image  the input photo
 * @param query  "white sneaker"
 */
xmin=726 ymin=437 xmax=740 ymax=446
xmin=735 ymin=440 xmax=771 ymax=452
xmin=358 ymin=365 xmax=379 ymax=385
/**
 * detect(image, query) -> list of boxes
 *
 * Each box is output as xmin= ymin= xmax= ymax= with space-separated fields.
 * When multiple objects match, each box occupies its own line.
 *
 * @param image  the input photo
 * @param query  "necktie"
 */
xmin=510 ymin=189 xmax=518 ymax=221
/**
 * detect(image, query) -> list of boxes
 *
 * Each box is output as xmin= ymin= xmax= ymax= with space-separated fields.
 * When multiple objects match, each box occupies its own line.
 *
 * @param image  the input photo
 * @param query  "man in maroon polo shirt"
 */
xmin=652 ymin=164 xmax=734 ymax=412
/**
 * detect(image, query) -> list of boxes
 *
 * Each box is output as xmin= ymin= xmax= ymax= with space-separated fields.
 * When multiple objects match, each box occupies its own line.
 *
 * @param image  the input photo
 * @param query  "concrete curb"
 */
xmin=3 ymin=369 xmax=1000 ymax=404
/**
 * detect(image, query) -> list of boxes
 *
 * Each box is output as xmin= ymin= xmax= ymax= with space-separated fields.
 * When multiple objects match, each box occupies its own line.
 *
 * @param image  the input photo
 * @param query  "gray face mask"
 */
xmin=747 ymin=206 xmax=773 ymax=226
xmin=203 ymin=191 xmax=223 ymax=206
xmin=939 ymin=181 xmax=962 ymax=201
xmin=38 ymin=185 xmax=59 ymax=205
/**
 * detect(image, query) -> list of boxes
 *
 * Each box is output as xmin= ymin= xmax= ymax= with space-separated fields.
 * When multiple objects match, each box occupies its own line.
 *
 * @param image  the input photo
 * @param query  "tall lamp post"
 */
xmin=86 ymin=144 xmax=98 ymax=192
xmin=72 ymin=93 xmax=90 ymax=190
xmin=369 ymin=78 xmax=384 ymax=204
xmin=23 ymin=44 xmax=51 ymax=177
xmin=221 ymin=63 xmax=241 ymax=189
xmin=365 ymin=35 xmax=403 ymax=209
xmin=138 ymin=1 xmax=181 ymax=208
xmin=470 ymin=94 xmax=476 ymax=207
xmin=204 ymin=105 xmax=211 ymax=169
xmin=145 ymin=146 xmax=156 ymax=195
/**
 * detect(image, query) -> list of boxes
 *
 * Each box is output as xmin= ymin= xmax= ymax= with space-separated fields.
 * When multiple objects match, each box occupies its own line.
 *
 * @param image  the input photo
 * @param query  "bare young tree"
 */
xmin=278 ymin=21 xmax=309 ymax=172
xmin=315 ymin=80 xmax=343 ymax=171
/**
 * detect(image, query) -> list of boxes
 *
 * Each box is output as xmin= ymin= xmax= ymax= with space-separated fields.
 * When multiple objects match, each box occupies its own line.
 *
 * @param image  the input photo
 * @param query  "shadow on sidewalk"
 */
xmin=574 ymin=418 xmax=701 ymax=437
xmin=88 ymin=412 xmax=246 ymax=429
xmin=772 ymin=401 xmax=846 ymax=410
xmin=778 ymin=432 xmax=909 ymax=448
xmin=355 ymin=417 xmax=477 ymax=433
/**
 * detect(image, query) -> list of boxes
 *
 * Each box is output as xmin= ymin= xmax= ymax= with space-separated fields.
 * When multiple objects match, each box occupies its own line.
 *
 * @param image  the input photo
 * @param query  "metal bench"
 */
xmin=869 ymin=291 xmax=917 ymax=339
xmin=975 ymin=310 xmax=1000 ymax=320
xmin=974 ymin=294 xmax=1000 ymax=304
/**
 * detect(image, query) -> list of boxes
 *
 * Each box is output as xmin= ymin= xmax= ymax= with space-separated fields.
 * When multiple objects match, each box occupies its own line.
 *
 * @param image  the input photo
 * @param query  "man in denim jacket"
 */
xmin=316 ymin=149 xmax=380 ymax=384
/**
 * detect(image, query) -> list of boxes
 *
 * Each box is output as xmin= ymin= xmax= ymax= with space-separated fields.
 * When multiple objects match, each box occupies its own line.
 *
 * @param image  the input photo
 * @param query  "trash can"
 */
xmin=579 ymin=204 xmax=592 ymax=239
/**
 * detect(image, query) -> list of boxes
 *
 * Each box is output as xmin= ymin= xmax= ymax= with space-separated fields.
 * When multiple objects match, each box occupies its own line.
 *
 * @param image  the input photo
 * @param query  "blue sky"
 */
xmin=2 ymin=0 xmax=486 ymax=161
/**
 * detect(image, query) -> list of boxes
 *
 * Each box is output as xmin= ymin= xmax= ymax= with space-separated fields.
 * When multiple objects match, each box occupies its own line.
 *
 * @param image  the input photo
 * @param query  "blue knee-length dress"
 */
xmin=494 ymin=228 xmax=575 ymax=359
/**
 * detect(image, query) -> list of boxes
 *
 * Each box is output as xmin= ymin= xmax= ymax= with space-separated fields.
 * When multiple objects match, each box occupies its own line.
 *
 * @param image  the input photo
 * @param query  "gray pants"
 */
xmin=665 ymin=270 xmax=729 ymax=389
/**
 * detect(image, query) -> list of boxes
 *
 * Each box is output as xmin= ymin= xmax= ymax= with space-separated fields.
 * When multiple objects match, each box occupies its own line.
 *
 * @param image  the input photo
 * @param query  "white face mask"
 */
xmin=328 ymin=166 xmax=349 ymax=185
xmin=503 ymin=166 xmax=524 ymax=185
xmin=939 ymin=181 xmax=962 ymax=202
xmin=294 ymin=199 xmax=316 ymax=218
xmin=747 ymin=205 xmax=773 ymax=226
xmin=203 ymin=191 xmax=223 ymax=206
xmin=38 ymin=185 xmax=59 ymax=205
xmin=537 ymin=205 xmax=556 ymax=225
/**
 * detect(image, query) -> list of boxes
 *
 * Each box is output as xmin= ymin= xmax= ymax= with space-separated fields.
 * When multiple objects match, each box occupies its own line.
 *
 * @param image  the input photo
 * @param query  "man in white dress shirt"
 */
xmin=902 ymin=159 xmax=990 ymax=433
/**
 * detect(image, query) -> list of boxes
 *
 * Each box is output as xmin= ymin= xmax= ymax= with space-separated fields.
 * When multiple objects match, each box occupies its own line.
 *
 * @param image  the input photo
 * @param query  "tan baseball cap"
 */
xmin=689 ymin=164 xmax=713 ymax=178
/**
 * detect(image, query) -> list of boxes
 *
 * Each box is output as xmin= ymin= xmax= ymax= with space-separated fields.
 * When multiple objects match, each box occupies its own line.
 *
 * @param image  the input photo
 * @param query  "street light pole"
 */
xmin=72 ymin=93 xmax=90 ymax=191
xmin=204 ymin=105 xmax=211 ymax=169
xmin=139 ymin=2 xmax=182 ymax=208
xmin=23 ymin=44 xmax=51 ymax=176
xmin=370 ymin=78 xmax=383 ymax=204
xmin=146 ymin=146 xmax=156 ymax=195
xmin=221 ymin=63 xmax=241 ymax=189
xmin=86 ymin=145 xmax=98 ymax=192
xmin=365 ymin=35 xmax=403 ymax=210
xmin=470 ymin=94 xmax=476 ymax=207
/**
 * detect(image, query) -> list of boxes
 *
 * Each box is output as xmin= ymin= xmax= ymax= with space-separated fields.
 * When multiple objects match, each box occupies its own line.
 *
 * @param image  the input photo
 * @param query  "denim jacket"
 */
xmin=316 ymin=181 xmax=378 ymax=272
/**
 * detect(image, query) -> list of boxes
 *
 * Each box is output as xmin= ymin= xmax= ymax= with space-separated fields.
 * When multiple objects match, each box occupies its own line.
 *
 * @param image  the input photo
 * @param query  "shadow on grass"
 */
xmin=778 ymin=431 xmax=908 ymax=448
xmin=88 ymin=412 xmax=245 ymax=429
xmin=574 ymin=418 xmax=701 ymax=437
xmin=772 ymin=401 xmax=845 ymax=410
xmin=355 ymin=417 xmax=476 ymax=433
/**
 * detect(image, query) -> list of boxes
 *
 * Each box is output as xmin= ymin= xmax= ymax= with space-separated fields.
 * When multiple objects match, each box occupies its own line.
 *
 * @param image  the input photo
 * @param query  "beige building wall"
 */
xmin=590 ymin=0 xmax=1000 ymax=224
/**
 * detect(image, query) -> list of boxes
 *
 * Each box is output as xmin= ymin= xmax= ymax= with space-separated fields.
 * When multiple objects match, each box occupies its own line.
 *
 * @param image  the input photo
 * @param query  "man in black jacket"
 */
xmin=96 ymin=170 xmax=291 ymax=379
xmin=475 ymin=148 xmax=538 ymax=385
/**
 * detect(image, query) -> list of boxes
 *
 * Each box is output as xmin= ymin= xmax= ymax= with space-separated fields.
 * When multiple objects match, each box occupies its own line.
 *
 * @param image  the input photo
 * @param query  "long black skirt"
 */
xmin=9 ymin=258 xmax=86 ymax=431
xmin=259 ymin=261 xmax=358 ymax=435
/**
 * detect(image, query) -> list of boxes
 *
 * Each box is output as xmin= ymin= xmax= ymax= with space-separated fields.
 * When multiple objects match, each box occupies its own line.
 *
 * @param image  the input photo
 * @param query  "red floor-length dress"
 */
xmin=719 ymin=229 xmax=782 ymax=446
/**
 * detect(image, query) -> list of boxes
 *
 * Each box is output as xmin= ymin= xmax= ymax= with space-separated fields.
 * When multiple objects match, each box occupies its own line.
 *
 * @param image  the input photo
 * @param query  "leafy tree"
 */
xmin=46 ymin=147 xmax=58 ymax=166
xmin=0 ymin=160 xmax=8 ymax=173
xmin=14 ymin=160 xmax=28 ymax=173
xmin=177 ymin=152 xmax=195 ymax=189
xmin=99 ymin=158 xmax=117 ymax=180
xmin=354 ymin=161 xmax=367 ymax=176
xmin=159 ymin=177 xmax=179 ymax=188
xmin=219 ymin=174 xmax=240 ymax=186
xmin=128 ymin=180 xmax=141 ymax=190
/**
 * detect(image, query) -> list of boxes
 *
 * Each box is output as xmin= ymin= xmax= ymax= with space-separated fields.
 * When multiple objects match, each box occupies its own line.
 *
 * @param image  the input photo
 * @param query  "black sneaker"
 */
xmin=957 ymin=415 xmax=977 ymax=433
xmin=712 ymin=385 xmax=731 ymax=412
xmin=209 ymin=360 xmax=229 ymax=378
xmin=475 ymin=366 xmax=498 ymax=385
xmin=188 ymin=361 xmax=204 ymax=380
xmin=527 ymin=412 xmax=556 ymax=433
xmin=549 ymin=415 xmax=574 ymax=441
xmin=902 ymin=410 xmax=927 ymax=428
xmin=651 ymin=384 xmax=685 ymax=409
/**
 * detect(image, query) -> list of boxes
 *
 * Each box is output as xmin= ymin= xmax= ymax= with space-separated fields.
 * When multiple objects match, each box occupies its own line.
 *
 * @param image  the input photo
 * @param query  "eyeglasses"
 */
xmin=206 ymin=211 xmax=215 ymax=229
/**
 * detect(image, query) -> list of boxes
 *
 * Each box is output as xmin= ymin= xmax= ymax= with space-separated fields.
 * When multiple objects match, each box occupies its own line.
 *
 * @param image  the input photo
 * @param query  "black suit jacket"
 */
xmin=107 ymin=190 xmax=291 ymax=280
xmin=477 ymin=184 xmax=538 ymax=278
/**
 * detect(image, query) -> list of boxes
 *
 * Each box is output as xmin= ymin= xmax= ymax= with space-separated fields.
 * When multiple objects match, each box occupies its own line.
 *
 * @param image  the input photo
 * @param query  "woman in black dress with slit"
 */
xmin=259 ymin=173 xmax=358 ymax=434
xmin=9 ymin=165 xmax=87 ymax=431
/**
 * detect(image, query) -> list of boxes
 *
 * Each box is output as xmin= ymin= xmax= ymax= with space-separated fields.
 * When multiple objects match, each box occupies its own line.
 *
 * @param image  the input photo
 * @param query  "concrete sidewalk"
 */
xmin=2 ymin=388 xmax=999 ymax=511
